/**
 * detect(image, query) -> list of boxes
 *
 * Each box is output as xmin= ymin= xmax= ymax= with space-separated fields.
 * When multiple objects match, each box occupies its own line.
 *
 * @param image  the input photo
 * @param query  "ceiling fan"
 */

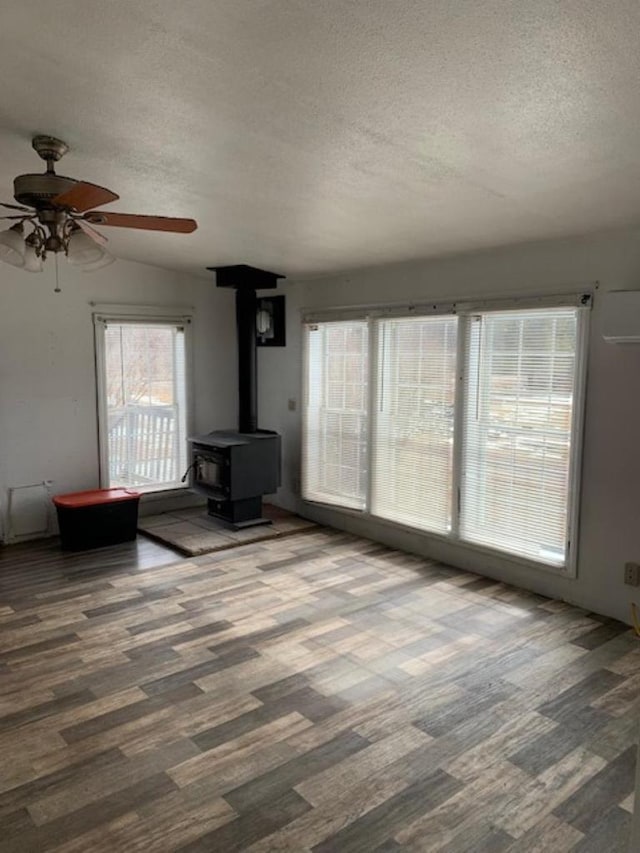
xmin=0 ymin=135 xmax=197 ymax=275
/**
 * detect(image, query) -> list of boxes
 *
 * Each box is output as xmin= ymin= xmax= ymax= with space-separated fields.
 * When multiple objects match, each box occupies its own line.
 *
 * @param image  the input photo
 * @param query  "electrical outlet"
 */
xmin=624 ymin=562 xmax=640 ymax=586
xmin=288 ymin=398 xmax=297 ymax=412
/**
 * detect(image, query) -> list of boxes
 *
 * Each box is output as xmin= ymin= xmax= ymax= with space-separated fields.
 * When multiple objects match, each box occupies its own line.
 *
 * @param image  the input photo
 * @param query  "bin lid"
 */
xmin=53 ymin=488 xmax=140 ymax=508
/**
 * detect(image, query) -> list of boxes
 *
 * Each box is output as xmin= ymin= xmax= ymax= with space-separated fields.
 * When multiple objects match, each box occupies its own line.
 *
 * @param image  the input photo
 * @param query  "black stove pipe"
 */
xmin=235 ymin=286 xmax=258 ymax=433
xmin=210 ymin=265 xmax=284 ymax=436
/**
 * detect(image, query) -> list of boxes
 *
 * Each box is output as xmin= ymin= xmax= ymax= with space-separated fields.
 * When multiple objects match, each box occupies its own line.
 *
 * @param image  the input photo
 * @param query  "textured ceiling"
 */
xmin=2 ymin=1 xmax=640 ymax=277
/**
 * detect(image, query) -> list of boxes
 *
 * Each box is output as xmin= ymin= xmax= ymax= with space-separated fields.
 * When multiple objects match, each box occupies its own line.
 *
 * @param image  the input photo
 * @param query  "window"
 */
xmin=302 ymin=321 xmax=369 ymax=509
xmin=302 ymin=300 xmax=588 ymax=573
xmin=460 ymin=309 xmax=579 ymax=565
xmin=372 ymin=316 xmax=458 ymax=534
xmin=95 ymin=318 xmax=190 ymax=492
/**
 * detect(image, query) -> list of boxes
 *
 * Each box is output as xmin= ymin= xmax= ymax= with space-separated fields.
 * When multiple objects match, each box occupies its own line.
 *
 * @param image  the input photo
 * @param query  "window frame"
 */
xmin=301 ymin=319 xmax=370 ymax=509
xmin=369 ymin=313 xmax=460 ymax=535
xmin=301 ymin=292 xmax=591 ymax=578
xmin=93 ymin=307 xmax=194 ymax=495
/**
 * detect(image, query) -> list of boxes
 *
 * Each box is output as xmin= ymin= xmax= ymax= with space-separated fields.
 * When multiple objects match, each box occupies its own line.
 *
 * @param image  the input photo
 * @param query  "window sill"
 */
xmin=139 ymin=484 xmax=191 ymax=501
xmin=301 ymin=497 xmax=577 ymax=579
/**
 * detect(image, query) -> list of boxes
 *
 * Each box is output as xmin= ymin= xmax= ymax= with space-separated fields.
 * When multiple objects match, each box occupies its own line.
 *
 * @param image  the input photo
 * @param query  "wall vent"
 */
xmin=4 ymin=482 xmax=53 ymax=543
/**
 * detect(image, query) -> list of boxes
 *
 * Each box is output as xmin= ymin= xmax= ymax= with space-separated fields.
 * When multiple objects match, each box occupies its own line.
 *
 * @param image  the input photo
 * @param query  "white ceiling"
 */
xmin=2 ymin=1 xmax=640 ymax=278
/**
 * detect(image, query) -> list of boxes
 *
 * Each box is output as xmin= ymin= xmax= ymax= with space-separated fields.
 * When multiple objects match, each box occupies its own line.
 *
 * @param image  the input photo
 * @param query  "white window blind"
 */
xmin=301 ymin=298 xmax=587 ymax=573
xmin=372 ymin=315 xmax=458 ymax=533
xmin=99 ymin=322 xmax=188 ymax=491
xmin=460 ymin=307 xmax=581 ymax=565
xmin=302 ymin=320 xmax=369 ymax=509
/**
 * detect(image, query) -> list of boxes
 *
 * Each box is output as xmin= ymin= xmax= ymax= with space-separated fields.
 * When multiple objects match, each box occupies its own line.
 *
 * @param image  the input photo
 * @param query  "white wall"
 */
xmin=0 ymin=258 xmax=236 ymax=539
xmin=259 ymin=227 xmax=640 ymax=624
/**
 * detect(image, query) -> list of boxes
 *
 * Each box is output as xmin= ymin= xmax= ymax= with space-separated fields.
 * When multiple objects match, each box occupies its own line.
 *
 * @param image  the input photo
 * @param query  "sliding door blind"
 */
xmin=372 ymin=316 xmax=458 ymax=533
xmin=460 ymin=308 xmax=579 ymax=565
xmin=302 ymin=321 xmax=369 ymax=509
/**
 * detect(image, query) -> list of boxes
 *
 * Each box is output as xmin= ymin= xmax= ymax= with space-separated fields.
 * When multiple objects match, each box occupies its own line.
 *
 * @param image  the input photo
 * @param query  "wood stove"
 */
xmin=189 ymin=430 xmax=281 ymax=524
xmin=188 ymin=265 xmax=284 ymax=527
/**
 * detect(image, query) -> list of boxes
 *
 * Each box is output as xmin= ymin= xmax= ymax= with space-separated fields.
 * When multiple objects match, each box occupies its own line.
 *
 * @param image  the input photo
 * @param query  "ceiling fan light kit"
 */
xmin=66 ymin=226 xmax=104 ymax=266
xmin=0 ymin=135 xmax=198 ymax=286
xmin=0 ymin=221 xmax=26 ymax=267
xmin=81 ymin=252 xmax=116 ymax=273
xmin=23 ymin=232 xmax=44 ymax=273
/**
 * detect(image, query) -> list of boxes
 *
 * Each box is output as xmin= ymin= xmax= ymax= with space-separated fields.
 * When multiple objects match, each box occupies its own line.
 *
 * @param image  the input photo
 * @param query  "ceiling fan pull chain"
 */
xmin=54 ymin=252 xmax=61 ymax=293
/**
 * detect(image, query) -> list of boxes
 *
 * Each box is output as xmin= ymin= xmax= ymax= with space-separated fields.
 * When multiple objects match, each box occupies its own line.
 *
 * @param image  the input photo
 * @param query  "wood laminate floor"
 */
xmin=0 ymin=527 xmax=637 ymax=852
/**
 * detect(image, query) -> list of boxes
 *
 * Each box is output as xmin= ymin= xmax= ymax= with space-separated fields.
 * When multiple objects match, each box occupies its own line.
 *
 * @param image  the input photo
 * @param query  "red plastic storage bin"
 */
xmin=53 ymin=488 xmax=140 ymax=551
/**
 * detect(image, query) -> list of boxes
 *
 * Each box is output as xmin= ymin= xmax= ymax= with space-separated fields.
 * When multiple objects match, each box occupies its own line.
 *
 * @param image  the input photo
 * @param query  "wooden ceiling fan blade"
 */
xmin=76 ymin=218 xmax=108 ymax=247
xmin=84 ymin=212 xmax=197 ymax=233
xmin=1 ymin=201 xmax=30 ymax=211
xmin=53 ymin=182 xmax=119 ymax=213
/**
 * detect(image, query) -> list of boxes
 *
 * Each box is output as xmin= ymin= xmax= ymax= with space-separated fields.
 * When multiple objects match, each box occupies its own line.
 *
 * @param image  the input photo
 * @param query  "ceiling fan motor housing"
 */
xmin=13 ymin=173 xmax=77 ymax=208
xmin=31 ymin=135 xmax=69 ymax=163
